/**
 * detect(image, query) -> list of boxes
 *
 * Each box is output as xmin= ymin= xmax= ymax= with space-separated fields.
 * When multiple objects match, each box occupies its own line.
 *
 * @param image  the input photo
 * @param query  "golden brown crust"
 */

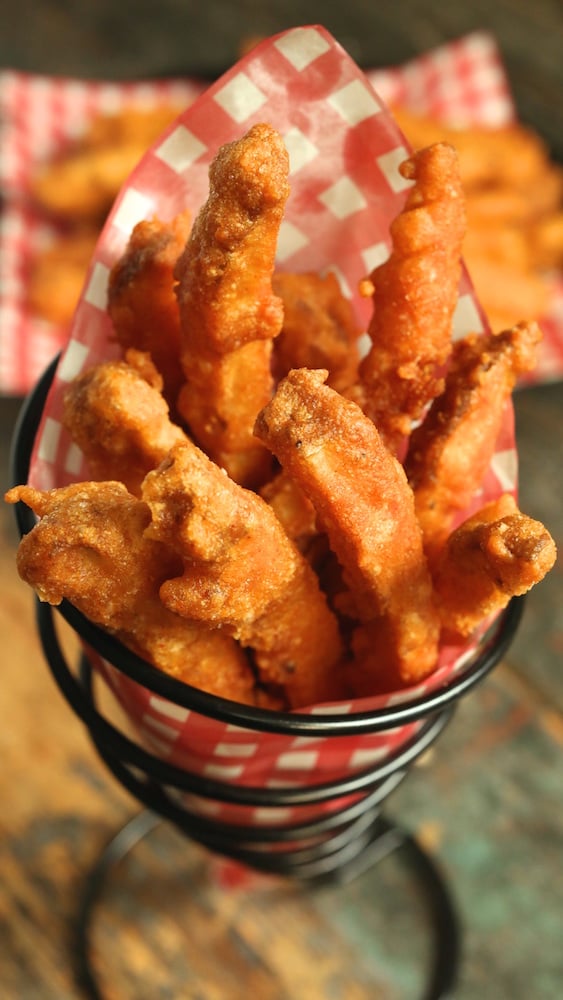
xmin=353 ymin=143 xmax=466 ymax=453
xmin=141 ymin=442 xmax=345 ymax=708
xmin=255 ymin=368 xmax=440 ymax=687
xmin=431 ymin=495 xmax=557 ymax=636
xmin=5 ymin=481 xmax=259 ymax=704
xmin=107 ymin=211 xmax=192 ymax=409
xmin=174 ymin=123 xmax=290 ymax=487
xmin=62 ymin=350 xmax=189 ymax=496
xmin=404 ymin=321 xmax=542 ymax=566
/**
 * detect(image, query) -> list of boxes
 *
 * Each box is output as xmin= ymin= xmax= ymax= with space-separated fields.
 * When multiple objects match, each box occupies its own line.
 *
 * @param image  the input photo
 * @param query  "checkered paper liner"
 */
xmin=2 ymin=28 xmax=563 ymax=396
xmin=24 ymin=26 xmax=517 ymax=826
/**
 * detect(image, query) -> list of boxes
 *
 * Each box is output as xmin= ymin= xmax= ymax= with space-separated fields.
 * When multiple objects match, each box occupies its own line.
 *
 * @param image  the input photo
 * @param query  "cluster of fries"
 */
xmin=8 ymin=122 xmax=557 ymax=710
xmin=27 ymin=104 xmax=183 ymax=326
xmin=394 ymin=106 xmax=563 ymax=333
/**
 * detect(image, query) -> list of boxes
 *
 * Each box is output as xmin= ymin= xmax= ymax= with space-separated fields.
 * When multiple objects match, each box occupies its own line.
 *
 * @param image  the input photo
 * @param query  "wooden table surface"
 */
xmin=1 ymin=3 xmax=562 ymax=999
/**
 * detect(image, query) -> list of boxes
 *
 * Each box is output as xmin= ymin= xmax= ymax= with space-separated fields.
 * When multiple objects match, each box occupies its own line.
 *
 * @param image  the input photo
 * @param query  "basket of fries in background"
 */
xmin=6 ymin=26 xmax=557 ymax=876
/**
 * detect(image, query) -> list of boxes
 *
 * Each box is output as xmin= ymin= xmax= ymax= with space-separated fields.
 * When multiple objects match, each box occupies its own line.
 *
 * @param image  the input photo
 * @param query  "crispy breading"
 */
xmin=255 ymin=368 xmax=440 ymax=687
xmin=405 ymin=321 xmax=542 ymax=567
xmin=5 ymin=482 xmax=259 ymax=704
xmin=62 ymin=349 xmax=189 ymax=496
xmin=432 ymin=494 xmax=557 ymax=636
xmin=141 ymin=442 xmax=345 ymax=708
xmin=174 ymin=123 xmax=290 ymax=487
xmin=107 ymin=211 xmax=192 ymax=409
xmin=352 ymin=143 xmax=466 ymax=453
xmin=272 ymin=271 xmax=362 ymax=392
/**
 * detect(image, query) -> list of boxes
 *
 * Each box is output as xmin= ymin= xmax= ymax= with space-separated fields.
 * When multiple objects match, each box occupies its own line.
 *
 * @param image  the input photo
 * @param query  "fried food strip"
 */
xmin=353 ymin=143 xmax=466 ymax=453
xmin=107 ymin=211 xmax=192 ymax=409
xmin=174 ymin=123 xmax=290 ymax=487
xmin=62 ymin=349 xmax=189 ymax=496
xmin=432 ymin=495 xmax=557 ymax=636
xmin=272 ymin=271 xmax=362 ymax=392
xmin=255 ymin=368 xmax=440 ymax=687
xmin=30 ymin=105 xmax=183 ymax=222
xmin=5 ymin=482 xmax=258 ymax=704
xmin=141 ymin=442 xmax=344 ymax=708
xmin=405 ymin=321 xmax=542 ymax=566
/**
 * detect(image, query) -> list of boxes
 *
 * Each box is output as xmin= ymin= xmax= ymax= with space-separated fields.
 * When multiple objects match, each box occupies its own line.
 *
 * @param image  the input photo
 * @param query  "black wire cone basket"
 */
xmin=10 ymin=356 xmax=525 ymax=1000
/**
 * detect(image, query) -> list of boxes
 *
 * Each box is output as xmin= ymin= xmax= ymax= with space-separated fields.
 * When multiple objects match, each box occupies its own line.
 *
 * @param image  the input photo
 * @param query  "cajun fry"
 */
xmin=62 ymin=349 xmax=189 ymax=496
xmin=141 ymin=442 xmax=345 ymax=708
xmin=405 ymin=321 xmax=542 ymax=566
xmin=432 ymin=494 xmax=557 ymax=637
xmin=255 ymin=368 xmax=440 ymax=688
xmin=174 ymin=122 xmax=290 ymax=488
xmin=6 ymin=482 xmax=260 ymax=704
xmin=107 ymin=211 xmax=192 ymax=410
xmin=351 ymin=142 xmax=465 ymax=454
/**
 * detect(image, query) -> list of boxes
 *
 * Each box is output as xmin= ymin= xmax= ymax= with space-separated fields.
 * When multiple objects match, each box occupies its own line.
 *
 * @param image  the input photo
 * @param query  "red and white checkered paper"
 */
xmin=2 ymin=29 xmax=563 ymax=396
xmin=21 ymin=27 xmax=520 ymax=827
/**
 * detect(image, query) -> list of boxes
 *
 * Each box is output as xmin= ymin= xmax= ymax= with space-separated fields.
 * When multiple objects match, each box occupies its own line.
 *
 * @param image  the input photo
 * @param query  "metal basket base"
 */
xmin=74 ymin=809 xmax=460 ymax=1000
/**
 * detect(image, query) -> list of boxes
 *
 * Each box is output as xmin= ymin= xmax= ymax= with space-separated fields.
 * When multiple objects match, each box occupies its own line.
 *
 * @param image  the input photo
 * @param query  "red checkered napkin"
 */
xmin=0 ymin=72 xmax=206 ymax=395
xmin=2 ymin=30 xmax=562 ymax=396
xmin=20 ymin=26 xmax=519 ymax=827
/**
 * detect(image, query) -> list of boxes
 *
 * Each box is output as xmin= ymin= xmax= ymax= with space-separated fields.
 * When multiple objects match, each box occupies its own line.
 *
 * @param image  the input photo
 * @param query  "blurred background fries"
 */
xmin=393 ymin=106 xmax=563 ymax=332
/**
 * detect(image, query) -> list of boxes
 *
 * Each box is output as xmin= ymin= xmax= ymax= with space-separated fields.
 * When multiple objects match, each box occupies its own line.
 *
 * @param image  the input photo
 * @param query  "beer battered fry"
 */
xmin=405 ymin=321 xmax=542 ymax=566
xmin=255 ymin=368 xmax=440 ymax=687
xmin=62 ymin=349 xmax=189 ymax=496
xmin=107 ymin=211 xmax=192 ymax=409
xmin=272 ymin=271 xmax=362 ymax=392
xmin=432 ymin=495 xmax=557 ymax=637
xmin=174 ymin=123 xmax=290 ymax=487
xmin=354 ymin=143 xmax=466 ymax=453
xmin=5 ymin=482 xmax=259 ymax=704
xmin=141 ymin=442 xmax=344 ymax=708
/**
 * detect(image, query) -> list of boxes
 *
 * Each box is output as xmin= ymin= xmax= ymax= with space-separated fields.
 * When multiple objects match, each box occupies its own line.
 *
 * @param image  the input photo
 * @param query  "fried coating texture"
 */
xmin=432 ymin=495 xmax=557 ymax=636
xmin=62 ymin=350 xmax=189 ymax=496
xmin=353 ymin=143 xmax=466 ymax=453
xmin=272 ymin=271 xmax=361 ymax=392
xmin=405 ymin=321 xmax=542 ymax=566
xmin=6 ymin=482 xmax=258 ymax=704
xmin=107 ymin=211 xmax=192 ymax=409
xmin=174 ymin=123 xmax=290 ymax=487
xmin=255 ymin=368 xmax=440 ymax=688
xmin=141 ymin=442 xmax=344 ymax=708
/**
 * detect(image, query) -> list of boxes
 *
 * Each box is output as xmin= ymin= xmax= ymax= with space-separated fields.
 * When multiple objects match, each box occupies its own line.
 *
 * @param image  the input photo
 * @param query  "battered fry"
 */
xmin=255 ymin=368 xmax=440 ymax=687
xmin=141 ymin=442 xmax=345 ymax=708
xmin=353 ymin=143 xmax=465 ymax=453
xmin=272 ymin=271 xmax=361 ymax=392
xmin=62 ymin=349 xmax=189 ymax=496
xmin=431 ymin=494 xmax=557 ymax=636
xmin=405 ymin=321 xmax=542 ymax=566
xmin=174 ymin=122 xmax=290 ymax=487
xmin=107 ymin=211 xmax=192 ymax=409
xmin=6 ymin=482 xmax=259 ymax=704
